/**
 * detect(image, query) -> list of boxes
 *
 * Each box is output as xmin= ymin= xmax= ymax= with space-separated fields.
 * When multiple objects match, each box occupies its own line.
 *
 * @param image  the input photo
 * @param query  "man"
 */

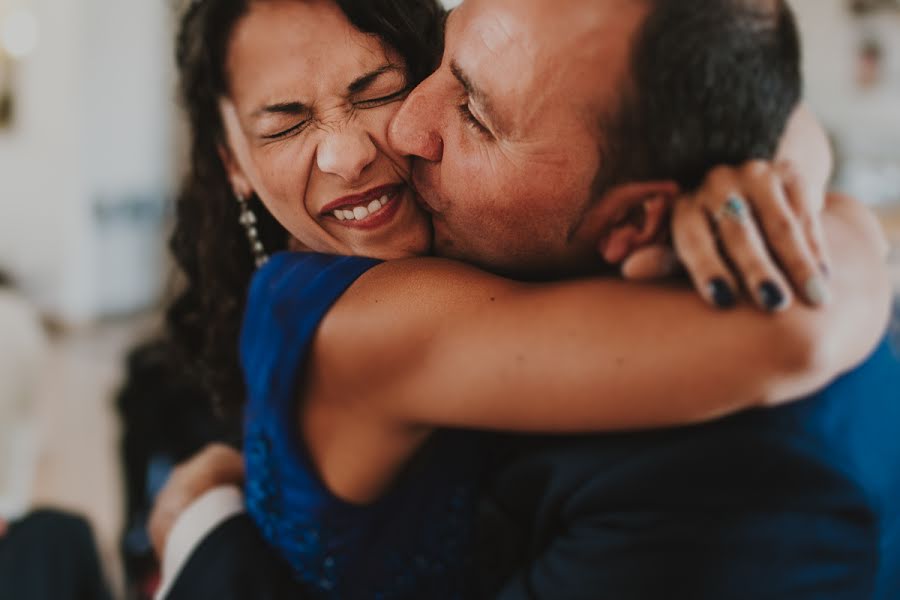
xmin=388 ymin=2 xmax=899 ymax=598
xmin=156 ymin=0 xmax=900 ymax=598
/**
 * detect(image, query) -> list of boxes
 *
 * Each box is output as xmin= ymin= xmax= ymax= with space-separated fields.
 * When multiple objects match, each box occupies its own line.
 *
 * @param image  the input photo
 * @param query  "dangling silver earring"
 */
xmin=236 ymin=194 xmax=270 ymax=268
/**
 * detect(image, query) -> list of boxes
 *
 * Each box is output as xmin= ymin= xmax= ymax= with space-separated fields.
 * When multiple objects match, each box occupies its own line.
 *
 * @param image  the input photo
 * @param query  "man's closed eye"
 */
xmin=457 ymin=102 xmax=491 ymax=137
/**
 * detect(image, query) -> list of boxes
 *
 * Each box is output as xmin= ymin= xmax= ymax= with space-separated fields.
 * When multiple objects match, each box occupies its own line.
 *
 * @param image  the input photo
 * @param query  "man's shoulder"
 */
xmin=792 ymin=336 xmax=900 ymax=446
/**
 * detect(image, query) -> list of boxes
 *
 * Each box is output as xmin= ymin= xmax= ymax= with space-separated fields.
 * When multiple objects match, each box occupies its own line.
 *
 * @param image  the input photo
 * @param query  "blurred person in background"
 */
xmin=0 ymin=272 xmax=112 ymax=600
xmin=0 ymin=269 xmax=45 ymax=529
xmin=0 ymin=510 xmax=112 ymax=600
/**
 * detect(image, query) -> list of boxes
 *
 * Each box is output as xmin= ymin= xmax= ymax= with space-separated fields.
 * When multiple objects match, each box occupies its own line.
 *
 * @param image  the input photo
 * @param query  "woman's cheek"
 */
xmin=242 ymin=147 xmax=313 ymax=241
xmin=263 ymin=143 xmax=315 ymax=202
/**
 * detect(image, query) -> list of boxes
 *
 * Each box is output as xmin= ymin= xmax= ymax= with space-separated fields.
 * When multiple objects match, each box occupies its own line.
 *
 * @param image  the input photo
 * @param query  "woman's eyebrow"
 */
xmin=253 ymin=101 xmax=310 ymax=118
xmin=347 ymin=64 xmax=403 ymax=95
xmin=250 ymin=65 xmax=402 ymax=117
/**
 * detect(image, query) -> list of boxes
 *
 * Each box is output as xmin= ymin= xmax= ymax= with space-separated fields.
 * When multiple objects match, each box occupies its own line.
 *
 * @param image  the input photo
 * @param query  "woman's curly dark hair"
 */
xmin=168 ymin=0 xmax=445 ymax=427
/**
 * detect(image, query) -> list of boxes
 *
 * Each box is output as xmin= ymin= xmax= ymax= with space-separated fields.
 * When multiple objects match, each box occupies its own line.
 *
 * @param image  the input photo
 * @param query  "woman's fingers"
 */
xmin=654 ymin=160 xmax=831 ymax=311
xmin=621 ymin=245 xmax=680 ymax=281
xmin=740 ymin=162 xmax=829 ymax=306
xmin=700 ymin=185 xmax=794 ymax=312
xmin=778 ymin=161 xmax=832 ymax=277
xmin=672 ymin=198 xmax=739 ymax=309
xmin=694 ymin=166 xmax=794 ymax=311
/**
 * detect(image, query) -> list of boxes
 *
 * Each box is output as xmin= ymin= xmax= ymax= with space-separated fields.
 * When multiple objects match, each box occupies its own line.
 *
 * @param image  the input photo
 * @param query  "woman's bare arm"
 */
xmin=776 ymin=104 xmax=834 ymax=211
xmin=307 ymin=195 xmax=890 ymax=435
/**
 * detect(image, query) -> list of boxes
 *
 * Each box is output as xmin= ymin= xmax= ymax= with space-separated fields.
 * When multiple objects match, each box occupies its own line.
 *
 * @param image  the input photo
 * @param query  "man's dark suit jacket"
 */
xmin=164 ymin=513 xmax=299 ymax=599
xmin=165 ymin=339 xmax=900 ymax=600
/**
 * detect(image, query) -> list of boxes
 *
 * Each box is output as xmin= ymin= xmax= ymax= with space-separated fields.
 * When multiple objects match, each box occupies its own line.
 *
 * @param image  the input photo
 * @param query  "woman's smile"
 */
xmin=220 ymin=0 xmax=432 ymax=259
xmin=320 ymin=183 xmax=405 ymax=230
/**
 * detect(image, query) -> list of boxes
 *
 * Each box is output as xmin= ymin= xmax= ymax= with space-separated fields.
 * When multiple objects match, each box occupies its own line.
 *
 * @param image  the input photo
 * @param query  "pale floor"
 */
xmin=882 ymin=213 xmax=900 ymax=292
xmin=881 ymin=211 xmax=900 ymax=306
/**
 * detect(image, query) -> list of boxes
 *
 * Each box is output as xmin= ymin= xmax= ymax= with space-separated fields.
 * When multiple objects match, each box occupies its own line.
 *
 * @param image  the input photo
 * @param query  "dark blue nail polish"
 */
xmin=758 ymin=281 xmax=786 ymax=311
xmin=708 ymin=278 xmax=736 ymax=309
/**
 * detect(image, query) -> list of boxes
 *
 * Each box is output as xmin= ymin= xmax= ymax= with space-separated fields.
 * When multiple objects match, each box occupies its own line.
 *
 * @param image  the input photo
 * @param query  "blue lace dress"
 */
xmin=240 ymin=252 xmax=483 ymax=599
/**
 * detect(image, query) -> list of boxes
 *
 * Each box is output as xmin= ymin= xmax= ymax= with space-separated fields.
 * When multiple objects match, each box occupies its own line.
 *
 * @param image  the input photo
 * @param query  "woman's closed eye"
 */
xmin=262 ymin=118 xmax=312 ymax=140
xmin=260 ymin=88 xmax=409 ymax=141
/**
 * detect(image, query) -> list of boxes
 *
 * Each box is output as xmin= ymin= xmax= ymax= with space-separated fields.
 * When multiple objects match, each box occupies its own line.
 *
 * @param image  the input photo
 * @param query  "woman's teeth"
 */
xmin=334 ymin=195 xmax=389 ymax=221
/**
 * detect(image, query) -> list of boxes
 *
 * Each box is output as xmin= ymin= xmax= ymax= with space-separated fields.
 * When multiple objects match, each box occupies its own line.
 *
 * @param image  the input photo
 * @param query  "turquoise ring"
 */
xmin=715 ymin=194 xmax=750 ymax=224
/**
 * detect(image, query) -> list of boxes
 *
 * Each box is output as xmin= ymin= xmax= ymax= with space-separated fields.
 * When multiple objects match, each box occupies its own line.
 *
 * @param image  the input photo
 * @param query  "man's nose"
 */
xmin=316 ymin=127 xmax=378 ymax=183
xmin=389 ymin=79 xmax=444 ymax=162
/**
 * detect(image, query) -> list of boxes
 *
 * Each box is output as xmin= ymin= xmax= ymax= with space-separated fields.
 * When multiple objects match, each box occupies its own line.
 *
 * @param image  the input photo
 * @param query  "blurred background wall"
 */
xmin=0 ymin=0 xmax=176 ymax=324
xmin=793 ymin=0 xmax=900 ymax=207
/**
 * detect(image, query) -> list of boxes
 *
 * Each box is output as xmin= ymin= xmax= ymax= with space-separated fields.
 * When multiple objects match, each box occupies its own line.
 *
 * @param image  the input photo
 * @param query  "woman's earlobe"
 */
xmin=217 ymin=144 xmax=253 ymax=199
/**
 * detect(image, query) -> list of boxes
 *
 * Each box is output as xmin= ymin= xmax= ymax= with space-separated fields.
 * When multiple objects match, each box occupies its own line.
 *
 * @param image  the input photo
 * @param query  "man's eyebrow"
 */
xmin=348 ymin=64 xmax=404 ymax=95
xmin=450 ymin=60 xmax=506 ymax=135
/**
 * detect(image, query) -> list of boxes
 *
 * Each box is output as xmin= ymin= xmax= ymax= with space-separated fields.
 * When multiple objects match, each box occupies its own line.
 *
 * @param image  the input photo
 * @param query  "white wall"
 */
xmin=0 ymin=0 xmax=176 ymax=323
xmin=80 ymin=0 xmax=176 ymax=319
xmin=792 ymin=2 xmax=900 ymax=123
xmin=0 ymin=0 xmax=84 ymax=318
xmin=790 ymin=0 xmax=900 ymax=203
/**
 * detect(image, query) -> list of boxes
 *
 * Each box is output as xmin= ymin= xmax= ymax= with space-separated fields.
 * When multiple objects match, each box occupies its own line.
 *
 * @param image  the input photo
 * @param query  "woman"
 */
xmin=169 ymin=0 xmax=889 ymax=597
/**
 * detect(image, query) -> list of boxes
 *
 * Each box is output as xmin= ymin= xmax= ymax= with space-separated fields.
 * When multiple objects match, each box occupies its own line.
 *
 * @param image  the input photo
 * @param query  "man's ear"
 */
xmin=595 ymin=181 xmax=679 ymax=265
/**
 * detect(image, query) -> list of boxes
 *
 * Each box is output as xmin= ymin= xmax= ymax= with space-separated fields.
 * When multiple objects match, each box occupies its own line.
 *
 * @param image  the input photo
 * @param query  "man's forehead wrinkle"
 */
xmin=455 ymin=0 xmax=642 ymax=139
xmin=467 ymin=7 xmax=538 ymax=79
xmin=472 ymin=9 xmax=524 ymax=58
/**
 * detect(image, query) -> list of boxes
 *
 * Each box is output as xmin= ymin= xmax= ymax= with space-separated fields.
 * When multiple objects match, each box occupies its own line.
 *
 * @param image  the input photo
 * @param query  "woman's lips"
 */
xmin=321 ymin=183 xmax=401 ymax=214
xmin=324 ymin=186 xmax=404 ymax=230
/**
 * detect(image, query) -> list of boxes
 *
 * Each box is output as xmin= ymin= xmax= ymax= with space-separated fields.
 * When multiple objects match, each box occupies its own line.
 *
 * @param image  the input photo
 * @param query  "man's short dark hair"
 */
xmin=597 ymin=0 xmax=802 ymax=193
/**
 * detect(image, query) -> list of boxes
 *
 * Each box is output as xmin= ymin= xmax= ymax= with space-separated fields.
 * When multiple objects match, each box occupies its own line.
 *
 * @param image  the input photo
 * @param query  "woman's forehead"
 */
xmin=225 ymin=0 xmax=391 ymax=107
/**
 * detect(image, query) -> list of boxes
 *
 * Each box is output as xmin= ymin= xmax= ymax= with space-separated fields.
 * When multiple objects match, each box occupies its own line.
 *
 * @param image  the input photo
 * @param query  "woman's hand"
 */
xmin=626 ymin=160 xmax=831 ymax=312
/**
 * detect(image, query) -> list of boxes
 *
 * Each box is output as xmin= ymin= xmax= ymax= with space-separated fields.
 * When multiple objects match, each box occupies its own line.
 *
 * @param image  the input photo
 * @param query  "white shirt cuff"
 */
xmin=155 ymin=485 xmax=245 ymax=600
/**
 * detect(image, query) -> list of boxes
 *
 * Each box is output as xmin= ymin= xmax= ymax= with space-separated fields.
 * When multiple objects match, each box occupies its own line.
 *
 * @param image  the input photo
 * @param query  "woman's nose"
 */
xmin=316 ymin=127 xmax=378 ymax=183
